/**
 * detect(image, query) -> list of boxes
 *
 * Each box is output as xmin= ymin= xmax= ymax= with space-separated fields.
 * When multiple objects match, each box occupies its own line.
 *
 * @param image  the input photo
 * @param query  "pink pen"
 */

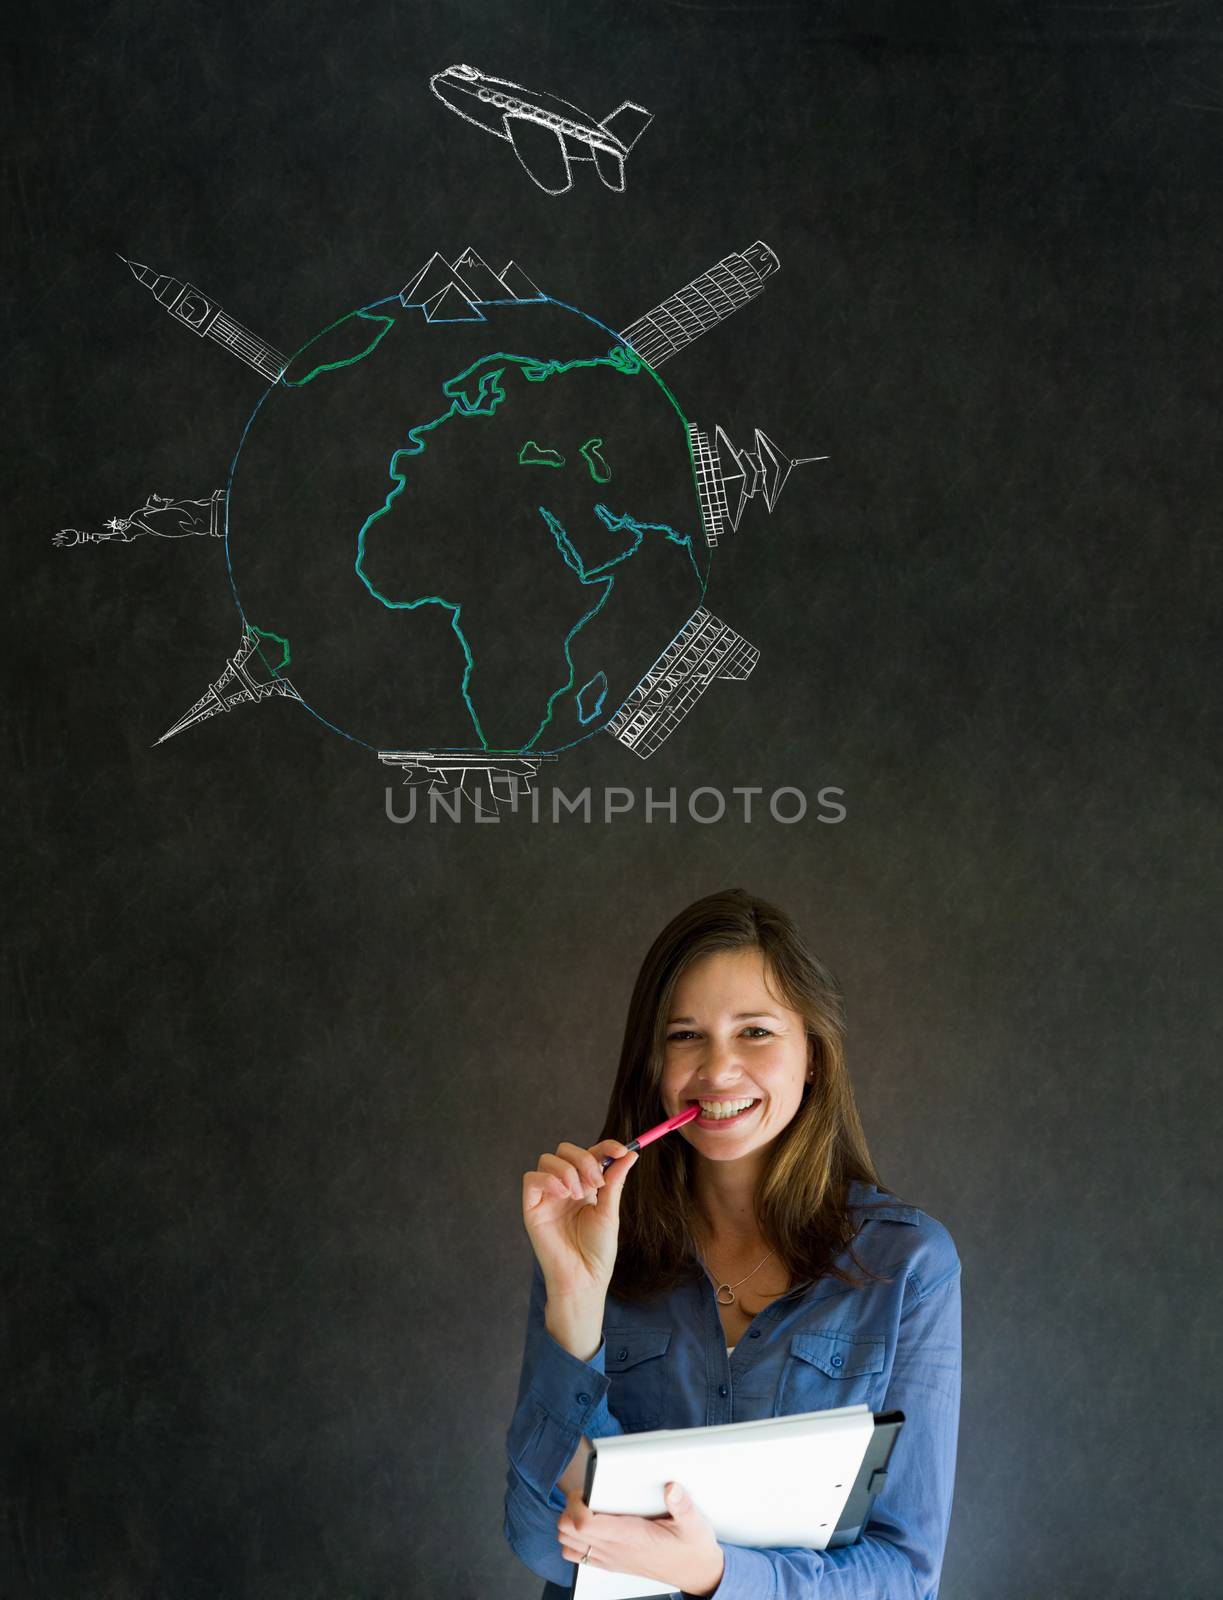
xmin=600 ymin=1104 xmax=701 ymax=1169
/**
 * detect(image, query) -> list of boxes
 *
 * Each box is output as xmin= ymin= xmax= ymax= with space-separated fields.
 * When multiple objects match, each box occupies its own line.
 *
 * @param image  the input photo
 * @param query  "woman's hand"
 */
xmin=557 ymin=1482 xmax=725 ymax=1598
xmin=522 ymin=1138 xmax=638 ymax=1301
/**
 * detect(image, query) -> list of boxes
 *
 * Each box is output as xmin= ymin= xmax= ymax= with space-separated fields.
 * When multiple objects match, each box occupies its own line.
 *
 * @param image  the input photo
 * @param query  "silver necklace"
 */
xmin=701 ymin=1247 xmax=776 ymax=1306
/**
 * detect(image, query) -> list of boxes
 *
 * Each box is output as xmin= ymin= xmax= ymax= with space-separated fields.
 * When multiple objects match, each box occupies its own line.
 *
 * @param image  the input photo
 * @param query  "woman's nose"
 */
xmin=699 ymin=1037 xmax=742 ymax=1080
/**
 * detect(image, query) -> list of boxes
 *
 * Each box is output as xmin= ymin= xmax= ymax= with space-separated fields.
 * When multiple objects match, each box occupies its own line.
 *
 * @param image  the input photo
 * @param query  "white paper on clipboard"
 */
xmin=571 ymin=1404 xmax=875 ymax=1600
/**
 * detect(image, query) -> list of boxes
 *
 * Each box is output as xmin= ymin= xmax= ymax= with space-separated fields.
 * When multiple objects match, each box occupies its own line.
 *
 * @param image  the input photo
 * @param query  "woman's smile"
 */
xmin=685 ymin=1095 xmax=763 ymax=1127
xmin=662 ymin=947 xmax=811 ymax=1166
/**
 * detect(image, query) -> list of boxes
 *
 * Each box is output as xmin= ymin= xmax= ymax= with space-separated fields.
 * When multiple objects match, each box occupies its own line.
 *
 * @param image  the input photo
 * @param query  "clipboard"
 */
xmin=570 ymin=1406 xmax=905 ymax=1600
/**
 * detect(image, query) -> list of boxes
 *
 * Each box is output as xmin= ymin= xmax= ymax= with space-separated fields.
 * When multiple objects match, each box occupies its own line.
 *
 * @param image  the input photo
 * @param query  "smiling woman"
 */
xmin=504 ymin=888 xmax=962 ymax=1600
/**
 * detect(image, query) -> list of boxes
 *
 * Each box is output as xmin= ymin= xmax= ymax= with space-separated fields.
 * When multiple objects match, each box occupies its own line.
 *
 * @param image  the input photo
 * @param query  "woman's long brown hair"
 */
xmin=599 ymin=888 xmax=887 ymax=1301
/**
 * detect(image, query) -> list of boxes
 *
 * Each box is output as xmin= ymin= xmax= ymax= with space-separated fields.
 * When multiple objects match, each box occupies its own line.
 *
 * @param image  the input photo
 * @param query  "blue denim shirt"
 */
xmin=504 ymin=1182 xmax=961 ymax=1599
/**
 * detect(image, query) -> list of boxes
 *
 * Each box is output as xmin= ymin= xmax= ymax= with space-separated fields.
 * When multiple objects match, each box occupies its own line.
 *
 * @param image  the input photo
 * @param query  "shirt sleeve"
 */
xmin=701 ymin=1261 xmax=962 ymax=1600
xmin=504 ymin=1260 xmax=629 ymax=1586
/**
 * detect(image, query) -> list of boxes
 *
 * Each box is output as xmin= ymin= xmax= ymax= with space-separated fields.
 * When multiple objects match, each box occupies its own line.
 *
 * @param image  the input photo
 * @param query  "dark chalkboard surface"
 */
xmin=6 ymin=4 xmax=1220 ymax=1596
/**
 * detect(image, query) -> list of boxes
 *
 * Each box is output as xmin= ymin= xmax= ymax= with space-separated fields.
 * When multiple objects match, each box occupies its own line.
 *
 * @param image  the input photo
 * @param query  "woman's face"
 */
xmin=659 ymin=947 xmax=811 ymax=1165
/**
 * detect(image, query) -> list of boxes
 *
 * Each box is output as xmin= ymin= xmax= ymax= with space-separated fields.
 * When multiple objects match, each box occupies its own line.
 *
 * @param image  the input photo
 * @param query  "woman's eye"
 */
xmin=665 ymin=1027 xmax=772 ymax=1041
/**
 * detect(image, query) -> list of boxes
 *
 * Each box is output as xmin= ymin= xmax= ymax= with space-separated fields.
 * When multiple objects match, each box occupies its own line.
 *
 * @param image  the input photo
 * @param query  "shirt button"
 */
xmin=577 ymin=1392 xmax=591 ymax=1405
xmin=831 ymin=1355 xmax=844 ymax=1368
xmin=749 ymin=1330 xmax=761 ymax=1339
xmin=617 ymin=1348 xmax=628 ymax=1361
xmin=718 ymin=1384 xmax=728 ymax=1398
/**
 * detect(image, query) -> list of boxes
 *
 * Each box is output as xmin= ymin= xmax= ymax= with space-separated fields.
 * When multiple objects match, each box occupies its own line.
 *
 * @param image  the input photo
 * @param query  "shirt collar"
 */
xmin=845 ymin=1177 xmax=922 ymax=1225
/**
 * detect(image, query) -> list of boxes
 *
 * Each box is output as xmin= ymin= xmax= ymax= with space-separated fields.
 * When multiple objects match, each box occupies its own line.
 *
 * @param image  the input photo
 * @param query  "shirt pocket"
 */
xmin=603 ymin=1327 xmax=672 ymax=1432
xmin=775 ymin=1329 xmax=886 ymax=1415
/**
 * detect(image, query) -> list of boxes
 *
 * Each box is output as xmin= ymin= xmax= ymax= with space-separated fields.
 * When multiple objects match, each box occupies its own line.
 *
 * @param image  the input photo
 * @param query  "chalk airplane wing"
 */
xmin=507 ymin=115 xmax=576 ymax=195
xmin=507 ymin=100 xmax=652 ymax=194
xmin=591 ymin=145 xmax=625 ymax=192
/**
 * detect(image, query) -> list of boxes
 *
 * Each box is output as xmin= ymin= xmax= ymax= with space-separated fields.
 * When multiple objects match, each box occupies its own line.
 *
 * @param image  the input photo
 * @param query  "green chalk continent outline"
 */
xmin=354 ymin=347 xmax=701 ymax=753
xmin=281 ymin=309 xmax=397 ymax=389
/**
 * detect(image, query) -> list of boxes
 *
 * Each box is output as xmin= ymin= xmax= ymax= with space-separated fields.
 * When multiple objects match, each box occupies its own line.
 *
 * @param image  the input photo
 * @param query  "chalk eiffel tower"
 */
xmin=154 ymin=625 xmax=302 ymax=745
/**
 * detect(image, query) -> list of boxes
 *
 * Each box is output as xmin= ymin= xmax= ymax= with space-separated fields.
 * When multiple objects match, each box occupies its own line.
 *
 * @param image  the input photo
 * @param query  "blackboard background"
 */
xmin=5 ymin=3 xmax=1221 ymax=1597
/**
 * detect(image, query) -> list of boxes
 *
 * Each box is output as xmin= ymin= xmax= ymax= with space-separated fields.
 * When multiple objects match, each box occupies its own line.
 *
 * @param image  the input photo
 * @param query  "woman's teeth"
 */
xmin=696 ymin=1098 xmax=759 ymax=1119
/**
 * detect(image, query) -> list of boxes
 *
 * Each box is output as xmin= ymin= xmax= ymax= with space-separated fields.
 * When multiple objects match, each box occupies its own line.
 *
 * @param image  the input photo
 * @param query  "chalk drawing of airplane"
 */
xmin=430 ymin=63 xmax=653 ymax=196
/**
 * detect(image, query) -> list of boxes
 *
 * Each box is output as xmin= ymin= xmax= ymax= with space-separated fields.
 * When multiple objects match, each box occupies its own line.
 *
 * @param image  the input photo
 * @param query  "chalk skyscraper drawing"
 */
xmin=605 ymin=607 xmax=760 ymax=760
xmin=121 ymin=257 xmax=287 ymax=383
xmin=618 ymin=242 xmax=780 ymax=370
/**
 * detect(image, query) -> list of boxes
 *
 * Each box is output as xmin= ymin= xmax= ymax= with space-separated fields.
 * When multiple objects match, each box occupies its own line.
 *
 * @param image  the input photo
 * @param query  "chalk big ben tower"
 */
xmin=121 ymin=257 xmax=287 ymax=383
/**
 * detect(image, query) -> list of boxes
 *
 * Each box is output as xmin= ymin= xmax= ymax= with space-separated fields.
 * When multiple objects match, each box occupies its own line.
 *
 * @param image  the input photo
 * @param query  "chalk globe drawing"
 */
xmin=226 ymin=283 xmax=708 ymax=757
xmin=83 ymin=244 xmax=817 ymax=793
